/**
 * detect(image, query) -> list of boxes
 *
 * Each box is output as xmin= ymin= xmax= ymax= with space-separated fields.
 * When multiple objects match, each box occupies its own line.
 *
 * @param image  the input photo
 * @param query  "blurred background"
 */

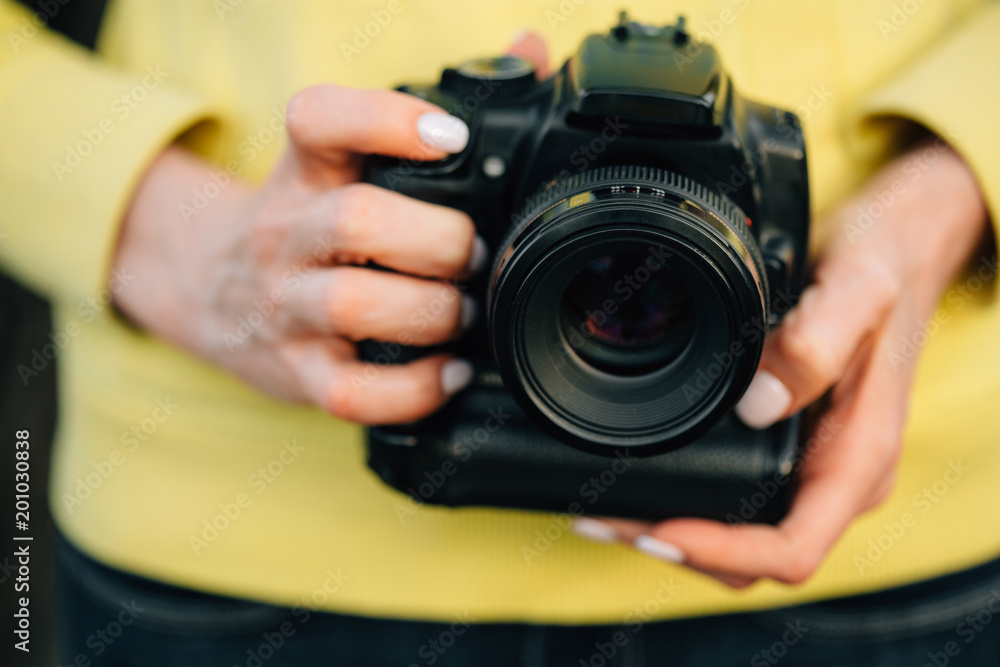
xmin=1 ymin=6 xmax=107 ymax=666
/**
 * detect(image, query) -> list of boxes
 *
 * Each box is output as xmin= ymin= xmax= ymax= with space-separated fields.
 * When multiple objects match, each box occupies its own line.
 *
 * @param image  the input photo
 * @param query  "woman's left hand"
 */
xmin=573 ymin=137 xmax=991 ymax=588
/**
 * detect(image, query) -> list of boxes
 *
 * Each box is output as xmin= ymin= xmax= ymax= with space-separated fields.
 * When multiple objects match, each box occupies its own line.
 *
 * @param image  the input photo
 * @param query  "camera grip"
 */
xmin=366 ymin=381 xmax=799 ymax=524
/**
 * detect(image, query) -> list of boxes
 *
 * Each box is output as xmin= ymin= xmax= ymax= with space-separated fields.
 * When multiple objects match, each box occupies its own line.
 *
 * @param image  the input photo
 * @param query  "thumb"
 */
xmin=734 ymin=252 xmax=901 ymax=429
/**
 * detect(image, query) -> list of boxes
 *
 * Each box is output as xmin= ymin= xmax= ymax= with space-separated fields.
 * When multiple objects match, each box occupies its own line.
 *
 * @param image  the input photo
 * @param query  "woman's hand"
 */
xmin=112 ymin=33 xmax=549 ymax=424
xmin=112 ymin=85 xmax=484 ymax=423
xmin=573 ymin=137 xmax=991 ymax=588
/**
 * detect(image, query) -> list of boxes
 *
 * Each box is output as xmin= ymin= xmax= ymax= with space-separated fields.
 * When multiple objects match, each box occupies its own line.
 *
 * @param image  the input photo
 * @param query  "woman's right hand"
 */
xmin=112 ymin=85 xmax=484 ymax=423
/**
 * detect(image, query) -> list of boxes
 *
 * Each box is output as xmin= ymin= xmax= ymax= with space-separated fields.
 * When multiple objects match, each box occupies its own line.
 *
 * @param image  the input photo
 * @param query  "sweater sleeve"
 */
xmin=849 ymin=2 xmax=1000 ymax=248
xmin=0 ymin=0 xmax=218 ymax=301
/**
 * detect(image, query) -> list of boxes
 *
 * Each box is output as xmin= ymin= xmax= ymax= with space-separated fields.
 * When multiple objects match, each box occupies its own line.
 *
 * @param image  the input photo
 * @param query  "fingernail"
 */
xmin=417 ymin=112 xmax=469 ymax=154
xmin=634 ymin=535 xmax=685 ymax=564
xmin=441 ymin=359 xmax=474 ymax=395
xmin=467 ymin=236 xmax=489 ymax=275
xmin=572 ymin=518 xmax=618 ymax=543
xmin=734 ymin=370 xmax=793 ymax=430
xmin=459 ymin=296 xmax=478 ymax=331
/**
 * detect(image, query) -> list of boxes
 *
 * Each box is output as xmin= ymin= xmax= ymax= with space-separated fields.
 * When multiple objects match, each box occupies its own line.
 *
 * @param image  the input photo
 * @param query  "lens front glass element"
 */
xmin=560 ymin=251 xmax=696 ymax=374
xmin=489 ymin=166 xmax=769 ymax=453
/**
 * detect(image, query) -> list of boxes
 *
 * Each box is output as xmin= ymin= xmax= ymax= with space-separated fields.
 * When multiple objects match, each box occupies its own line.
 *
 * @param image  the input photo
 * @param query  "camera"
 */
xmin=362 ymin=14 xmax=809 ymax=523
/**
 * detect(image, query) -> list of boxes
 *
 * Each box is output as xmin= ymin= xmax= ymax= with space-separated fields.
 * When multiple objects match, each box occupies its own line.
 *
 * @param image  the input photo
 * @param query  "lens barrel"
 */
xmin=488 ymin=166 xmax=769 ymax=455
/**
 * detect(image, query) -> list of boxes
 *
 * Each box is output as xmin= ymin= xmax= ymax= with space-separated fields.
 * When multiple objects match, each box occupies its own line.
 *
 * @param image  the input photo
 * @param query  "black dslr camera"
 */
xmin=362 ymin=14 xmax=809 ymax=523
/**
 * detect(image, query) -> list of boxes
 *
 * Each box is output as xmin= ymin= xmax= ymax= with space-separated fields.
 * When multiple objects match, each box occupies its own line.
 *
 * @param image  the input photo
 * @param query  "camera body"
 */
xmin=362 ymin=15 xmax=809 ymax=523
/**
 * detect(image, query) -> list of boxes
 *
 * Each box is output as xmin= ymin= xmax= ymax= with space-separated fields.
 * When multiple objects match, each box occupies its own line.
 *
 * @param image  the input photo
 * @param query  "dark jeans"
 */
xmin=55 ymin=536 xmax=1000 ymax=667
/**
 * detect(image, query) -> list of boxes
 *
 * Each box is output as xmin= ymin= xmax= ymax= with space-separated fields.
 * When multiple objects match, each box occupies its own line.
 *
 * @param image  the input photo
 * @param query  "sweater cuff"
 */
xmin=847 ymin=4 xmax=1000 ymax=254
xmin=0 ymin=4 xmax=219 ymax=301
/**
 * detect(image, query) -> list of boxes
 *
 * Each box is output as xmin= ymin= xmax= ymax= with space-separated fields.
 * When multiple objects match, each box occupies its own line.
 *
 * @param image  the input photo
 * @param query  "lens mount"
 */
xmin=488 ymin=166 xmax=769 ymax=455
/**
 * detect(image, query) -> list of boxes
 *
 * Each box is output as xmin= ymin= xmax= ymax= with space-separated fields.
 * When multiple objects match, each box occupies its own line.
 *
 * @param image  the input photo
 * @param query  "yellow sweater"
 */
xmin=1 ymin=0 xmax=999 ymax=623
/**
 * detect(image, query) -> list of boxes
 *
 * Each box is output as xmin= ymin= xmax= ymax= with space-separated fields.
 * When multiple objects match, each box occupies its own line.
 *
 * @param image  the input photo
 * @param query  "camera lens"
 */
xmin=559 ymin=252 xmax=695 ymax=374
xmin=488 ymin=166 xmax=769 ymax=455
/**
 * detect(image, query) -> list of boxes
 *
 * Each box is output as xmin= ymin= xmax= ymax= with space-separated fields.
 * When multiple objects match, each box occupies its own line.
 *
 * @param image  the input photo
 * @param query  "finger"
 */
xmin=326 ymin=354 xmax=474 ymax=424
xmin=506 ymin=29 xmax=551 ymax=79
xmin=285 ymin=85 xmax=469 ymax=181
xmin=292 ymin=182 xmax=479 ymax=279
xmin=864 ymin=470 xmax=897 ymax=513
xmin=735 ymin=250 xmax=901 ymax=429
xmin=706 ymin=573 xmax=757 ymax=589
xmin=573 ymin=517 xmax=759 ymax=588
xmin=287 ymin=267 xmax=474 ymax=345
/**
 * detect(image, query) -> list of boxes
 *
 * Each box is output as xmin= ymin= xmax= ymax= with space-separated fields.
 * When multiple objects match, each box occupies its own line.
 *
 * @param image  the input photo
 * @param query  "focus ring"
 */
xmin=491 ymin=165 xmax=769 ymax=315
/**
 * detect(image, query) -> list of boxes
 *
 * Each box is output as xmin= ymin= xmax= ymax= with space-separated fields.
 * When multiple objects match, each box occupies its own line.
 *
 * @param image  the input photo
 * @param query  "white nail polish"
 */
xmin=634 ymin=535 xmax=685 ymax=564
xmin=459 ymin=296 xmax=478 ymax=331
xmin=734 ymin=370 xmax=793 ymax=430
xmin=441 ymin=359 xmax=474 ymax=395
xmin=467 ymin=236 xmax=489 ymax=275
xmin=417 ymin=113 xmax=469 ymax=154
xmin=572 ymin=518 xmax=618 ymax=543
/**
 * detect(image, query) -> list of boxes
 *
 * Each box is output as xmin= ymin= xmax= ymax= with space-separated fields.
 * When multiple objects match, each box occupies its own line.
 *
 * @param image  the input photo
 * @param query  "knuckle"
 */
xmin=866 ymin=484 xmax=893 ymax=511
xmin=410 ymin=364 xmax=443 ymax=403
xmin=777 ymin=323 xmax=840 ymax=388
xmin=452 ymin=216 xmax=477 ymax=267
xmin=285 ymin=84 xmax=341 ymax=145
xmin=432 ymin=212 xmax=476 ymax=272
xmin=331 ymin=183 xmax=379 ymax=243
xmin=324 ymin=377 xmax=362 ymax=422
xmin=777 ymin=547 xmax=821 ymax=585
xmin=324 ymin=272 xmax=367 ymax=336
xmin=421 ymin=286 xmax=463 ymax=336
xmin=870 ymin=432 xmax=904 ymax=472
xmin=285 ymin=86 xmax=321 ymax=144
xmin=852 ymin=252 xmax=902 ymax=305
xmin=249 ymin=200 xmax=295 ymax=265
